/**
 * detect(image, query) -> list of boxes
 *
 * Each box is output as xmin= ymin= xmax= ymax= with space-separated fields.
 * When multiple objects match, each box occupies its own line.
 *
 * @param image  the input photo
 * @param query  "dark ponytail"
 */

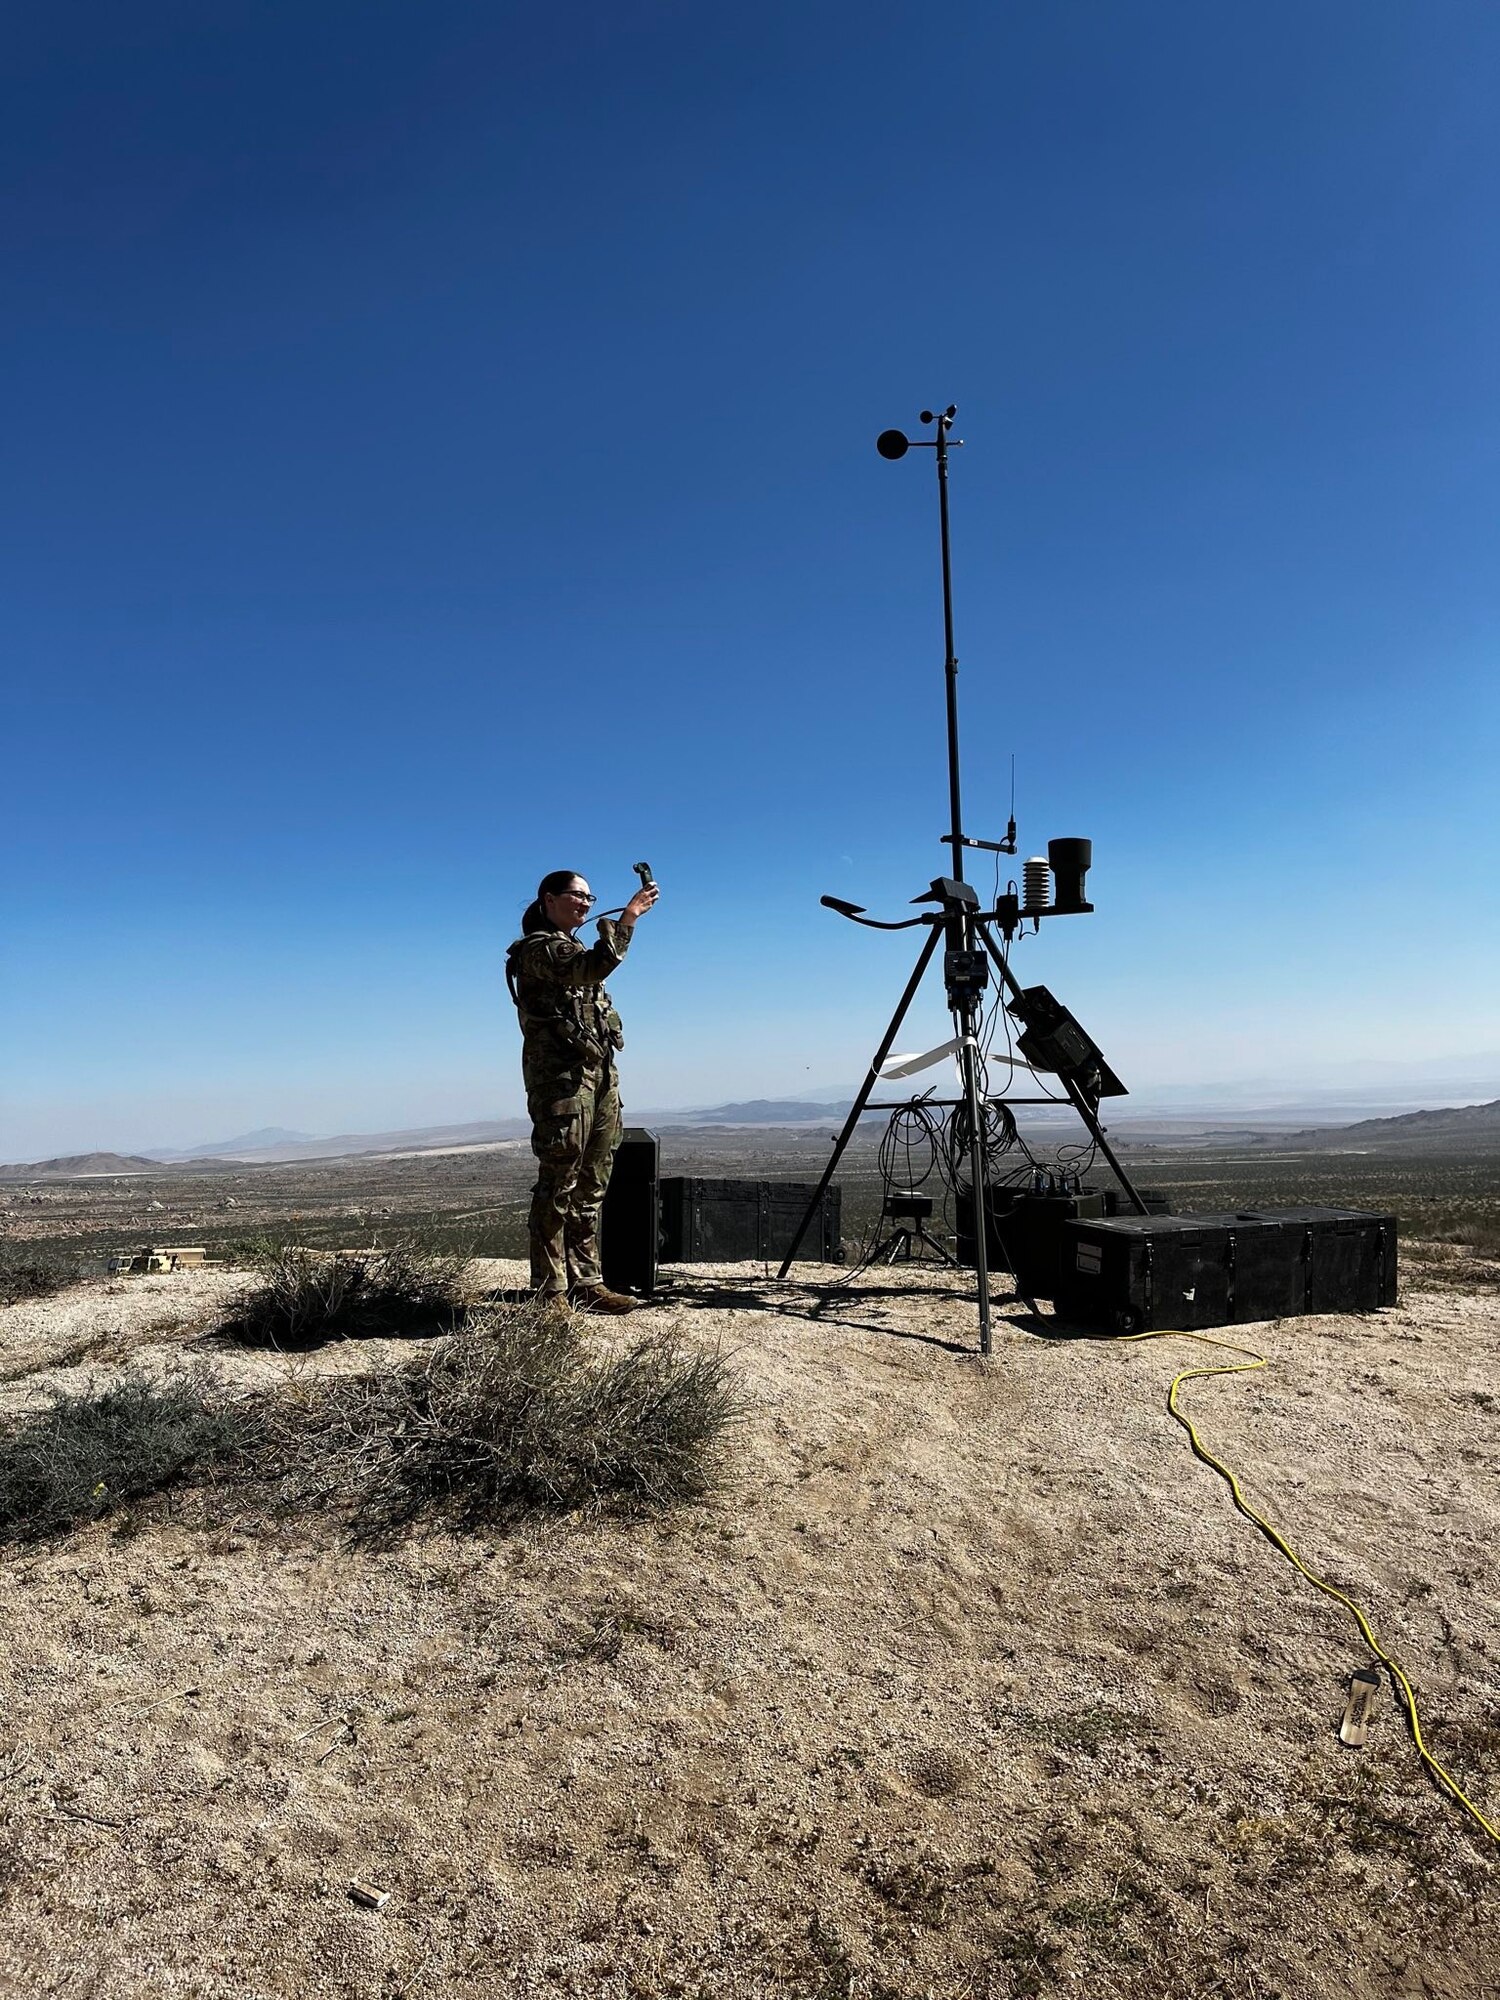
xmin=521 ymin=870 xmax=583 ymax=935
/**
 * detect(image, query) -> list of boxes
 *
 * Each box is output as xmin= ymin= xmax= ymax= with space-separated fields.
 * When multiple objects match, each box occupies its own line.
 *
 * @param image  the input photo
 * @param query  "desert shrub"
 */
xmin=0 ymin=1370 xmax=255 ymax=1542
xmin=0 ymin=1247 xmax=81 ymax=1307
xmin=325 ymin=1299 xmax=743 ymax=1528
xmin=224 ymin=1242 xmax=470 ymax=1348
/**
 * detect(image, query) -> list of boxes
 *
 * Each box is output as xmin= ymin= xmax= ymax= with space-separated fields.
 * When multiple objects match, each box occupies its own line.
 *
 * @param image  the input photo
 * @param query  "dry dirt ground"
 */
xmin=0 ymin=1261 xmax=1496 ymax=1999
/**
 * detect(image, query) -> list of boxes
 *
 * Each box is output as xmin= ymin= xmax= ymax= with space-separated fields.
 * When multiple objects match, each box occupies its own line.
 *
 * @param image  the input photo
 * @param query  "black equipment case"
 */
xmin=956 ymin=1187 xmax=1104 ymax=1296
xmin=1053 ymin=1206 xmax=1398 ymax=1333
xmin=658 ymin=1177 xmax=843 ymax=1264
xmin=955 ymin=1186 xmax=1172 ymax=1296
xmin=599 ymin=1128 xmax=660 ymax=1296
xmin=1101 ymin=1188 xmax=1173 ymax=1217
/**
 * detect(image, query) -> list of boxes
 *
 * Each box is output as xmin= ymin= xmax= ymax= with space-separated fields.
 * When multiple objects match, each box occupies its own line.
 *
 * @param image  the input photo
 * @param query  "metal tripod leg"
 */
xmin=914 ymin=1221 xmax=957 ymax=1265
xmin=776 ymin=922 xmax=942 ymax=1278
xmin=1055 ymin=1073 xmax=1149 ymax=1213
xmin=955 ymin=998 xmax=994 ymax=1354
xmin=973 ymin=918 xmax=1150 ymax=1217
xmin=868 ymin=1217 xmax=957 ymax=1267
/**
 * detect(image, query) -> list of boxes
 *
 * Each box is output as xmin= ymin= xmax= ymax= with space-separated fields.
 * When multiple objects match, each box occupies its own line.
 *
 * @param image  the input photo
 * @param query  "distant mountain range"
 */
xmin=8 ymin=1081 xmax=1500 ymax=1177
xmin=3 ymin=1102 xmax=855 ymax=1175
xmin=1266 ymin=1097 xmax=1500 ymax=1151
xmin=139 ymin=1120 xmax=533 ymax=1165
xmin=0 ymin=1152 xmax=165 ymax=1180
xmin=654 ymin=1099 xmax=847 ymax=1125
xmin=132 ymin=1101 xmax=851 ymax=1165
xmin=1124 ymin=1053 xmax=1500 ymax=1119
xmin=173 ymin=1126 xmax=317 ymax=1157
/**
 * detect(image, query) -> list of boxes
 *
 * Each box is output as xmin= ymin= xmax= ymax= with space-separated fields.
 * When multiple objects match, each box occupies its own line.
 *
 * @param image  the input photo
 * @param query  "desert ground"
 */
xmin=0 ymin=1199 xmax=1497 ymax=1997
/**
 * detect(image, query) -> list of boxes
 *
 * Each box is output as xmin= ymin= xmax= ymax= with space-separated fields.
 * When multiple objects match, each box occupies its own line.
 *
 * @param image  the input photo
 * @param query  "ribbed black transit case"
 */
xmin=1054 ymin=1206 xmax=1397 ymax=1333
xmin=657 ymin=1177 xmax=842 ymax=1263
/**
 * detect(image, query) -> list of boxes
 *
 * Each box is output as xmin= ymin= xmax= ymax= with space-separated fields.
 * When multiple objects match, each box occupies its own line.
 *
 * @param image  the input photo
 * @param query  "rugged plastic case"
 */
xmin=1053 ymin=1206 xmax=1398 ymax=1332
xmin=657 ymin=1177 xmax=843 ymax=1264
xmin=599 ymin=1127 xmax=661 ymax=1296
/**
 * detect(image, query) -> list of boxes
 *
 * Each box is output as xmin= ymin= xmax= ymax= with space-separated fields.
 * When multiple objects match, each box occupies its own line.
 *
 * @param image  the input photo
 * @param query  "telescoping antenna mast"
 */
xmin=777 ymin=407 xmax=1148 ymax=1355
xmin=884 ymin=410 xmax=969 ymax=892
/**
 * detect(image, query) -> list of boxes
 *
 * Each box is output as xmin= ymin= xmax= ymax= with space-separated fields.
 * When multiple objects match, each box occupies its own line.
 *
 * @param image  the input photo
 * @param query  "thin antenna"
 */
xmin=1005 ymin=753 xmax=1017 ymax=850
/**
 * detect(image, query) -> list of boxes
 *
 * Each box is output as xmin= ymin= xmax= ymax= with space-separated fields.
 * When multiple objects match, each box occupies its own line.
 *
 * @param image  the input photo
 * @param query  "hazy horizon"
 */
xmin=8 ymin=1046 xmax=1500 ymax=1165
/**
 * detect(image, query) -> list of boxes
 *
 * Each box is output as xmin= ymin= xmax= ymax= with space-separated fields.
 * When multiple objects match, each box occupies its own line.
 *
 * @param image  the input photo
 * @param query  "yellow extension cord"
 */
xmin=1123 ymin=1326 xmax=1500 ymax=1849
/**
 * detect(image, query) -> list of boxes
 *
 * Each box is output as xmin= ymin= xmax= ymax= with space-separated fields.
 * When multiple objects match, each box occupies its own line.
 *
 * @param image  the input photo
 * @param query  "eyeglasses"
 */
xmin=555 ymin=889 xmax=595 ymax=908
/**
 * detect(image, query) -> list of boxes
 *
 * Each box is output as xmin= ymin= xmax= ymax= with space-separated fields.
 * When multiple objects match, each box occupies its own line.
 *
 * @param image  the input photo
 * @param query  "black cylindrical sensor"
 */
xmin=1047 ymin=838 xmax=1093 ymax=914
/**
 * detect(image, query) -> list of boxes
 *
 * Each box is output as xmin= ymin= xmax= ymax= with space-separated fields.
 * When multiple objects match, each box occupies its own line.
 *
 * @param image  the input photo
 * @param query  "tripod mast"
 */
xmin=925 ymin=408 xmax=994 ymax=1353
xmin=935 ymin=411 xmax=965 ymax=882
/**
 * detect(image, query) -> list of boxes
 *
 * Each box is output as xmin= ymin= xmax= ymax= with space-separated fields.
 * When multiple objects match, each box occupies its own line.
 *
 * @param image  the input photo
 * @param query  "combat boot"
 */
xmin=568 ymin=1284 xmax=640 ymax=1315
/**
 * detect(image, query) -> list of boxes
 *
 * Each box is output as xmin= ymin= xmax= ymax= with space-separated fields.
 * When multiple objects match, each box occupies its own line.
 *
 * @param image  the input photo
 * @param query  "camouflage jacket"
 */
xmin=506 ymin=918 xmax=632 ymax=1085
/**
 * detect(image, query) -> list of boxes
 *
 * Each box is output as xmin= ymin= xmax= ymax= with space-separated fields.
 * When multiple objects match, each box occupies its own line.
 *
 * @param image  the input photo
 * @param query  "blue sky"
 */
xmin=4 ymin=1 xmax=1497 ymax=1158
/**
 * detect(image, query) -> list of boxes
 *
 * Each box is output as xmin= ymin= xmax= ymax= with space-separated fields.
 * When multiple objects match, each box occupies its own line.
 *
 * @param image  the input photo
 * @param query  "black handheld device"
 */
xmin=633 ymin=861 xmax=656 ymax=890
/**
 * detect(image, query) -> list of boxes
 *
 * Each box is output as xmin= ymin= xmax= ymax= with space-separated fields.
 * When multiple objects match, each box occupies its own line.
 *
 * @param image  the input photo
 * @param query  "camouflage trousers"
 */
xmin=526 ymin=1065 xmax=623 ymax=1295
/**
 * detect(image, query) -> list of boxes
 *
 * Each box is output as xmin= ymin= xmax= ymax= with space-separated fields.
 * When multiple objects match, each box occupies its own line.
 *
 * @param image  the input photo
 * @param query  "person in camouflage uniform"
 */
xmin=506 ymin=869 xmax=659 ymax=1312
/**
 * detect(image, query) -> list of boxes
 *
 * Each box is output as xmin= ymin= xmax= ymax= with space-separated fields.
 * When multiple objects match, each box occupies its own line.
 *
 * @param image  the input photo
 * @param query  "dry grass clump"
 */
xmin=1403 ymin=1237 xmax=1500 ymax=1294
xmin=1406 ymin=1197 xmax=1500 ymax=1259
xmin=224 ymin=1242 xmax=470 ymax=1348
xmin=0 ymin=1289 xmax=741 ymax=1544
xmin=0 ymin=1246 xmax=81 ymax=1307
xmin=318 ymin=1299 xmax=744 ymax=1530
xmin=0 ymin=1369 xmax=255 ymax=1543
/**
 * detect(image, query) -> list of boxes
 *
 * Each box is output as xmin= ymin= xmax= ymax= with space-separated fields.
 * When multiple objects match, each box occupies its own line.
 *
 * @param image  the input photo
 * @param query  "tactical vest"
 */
xmin=506 ymin=933 xmax=624 ymax=1068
